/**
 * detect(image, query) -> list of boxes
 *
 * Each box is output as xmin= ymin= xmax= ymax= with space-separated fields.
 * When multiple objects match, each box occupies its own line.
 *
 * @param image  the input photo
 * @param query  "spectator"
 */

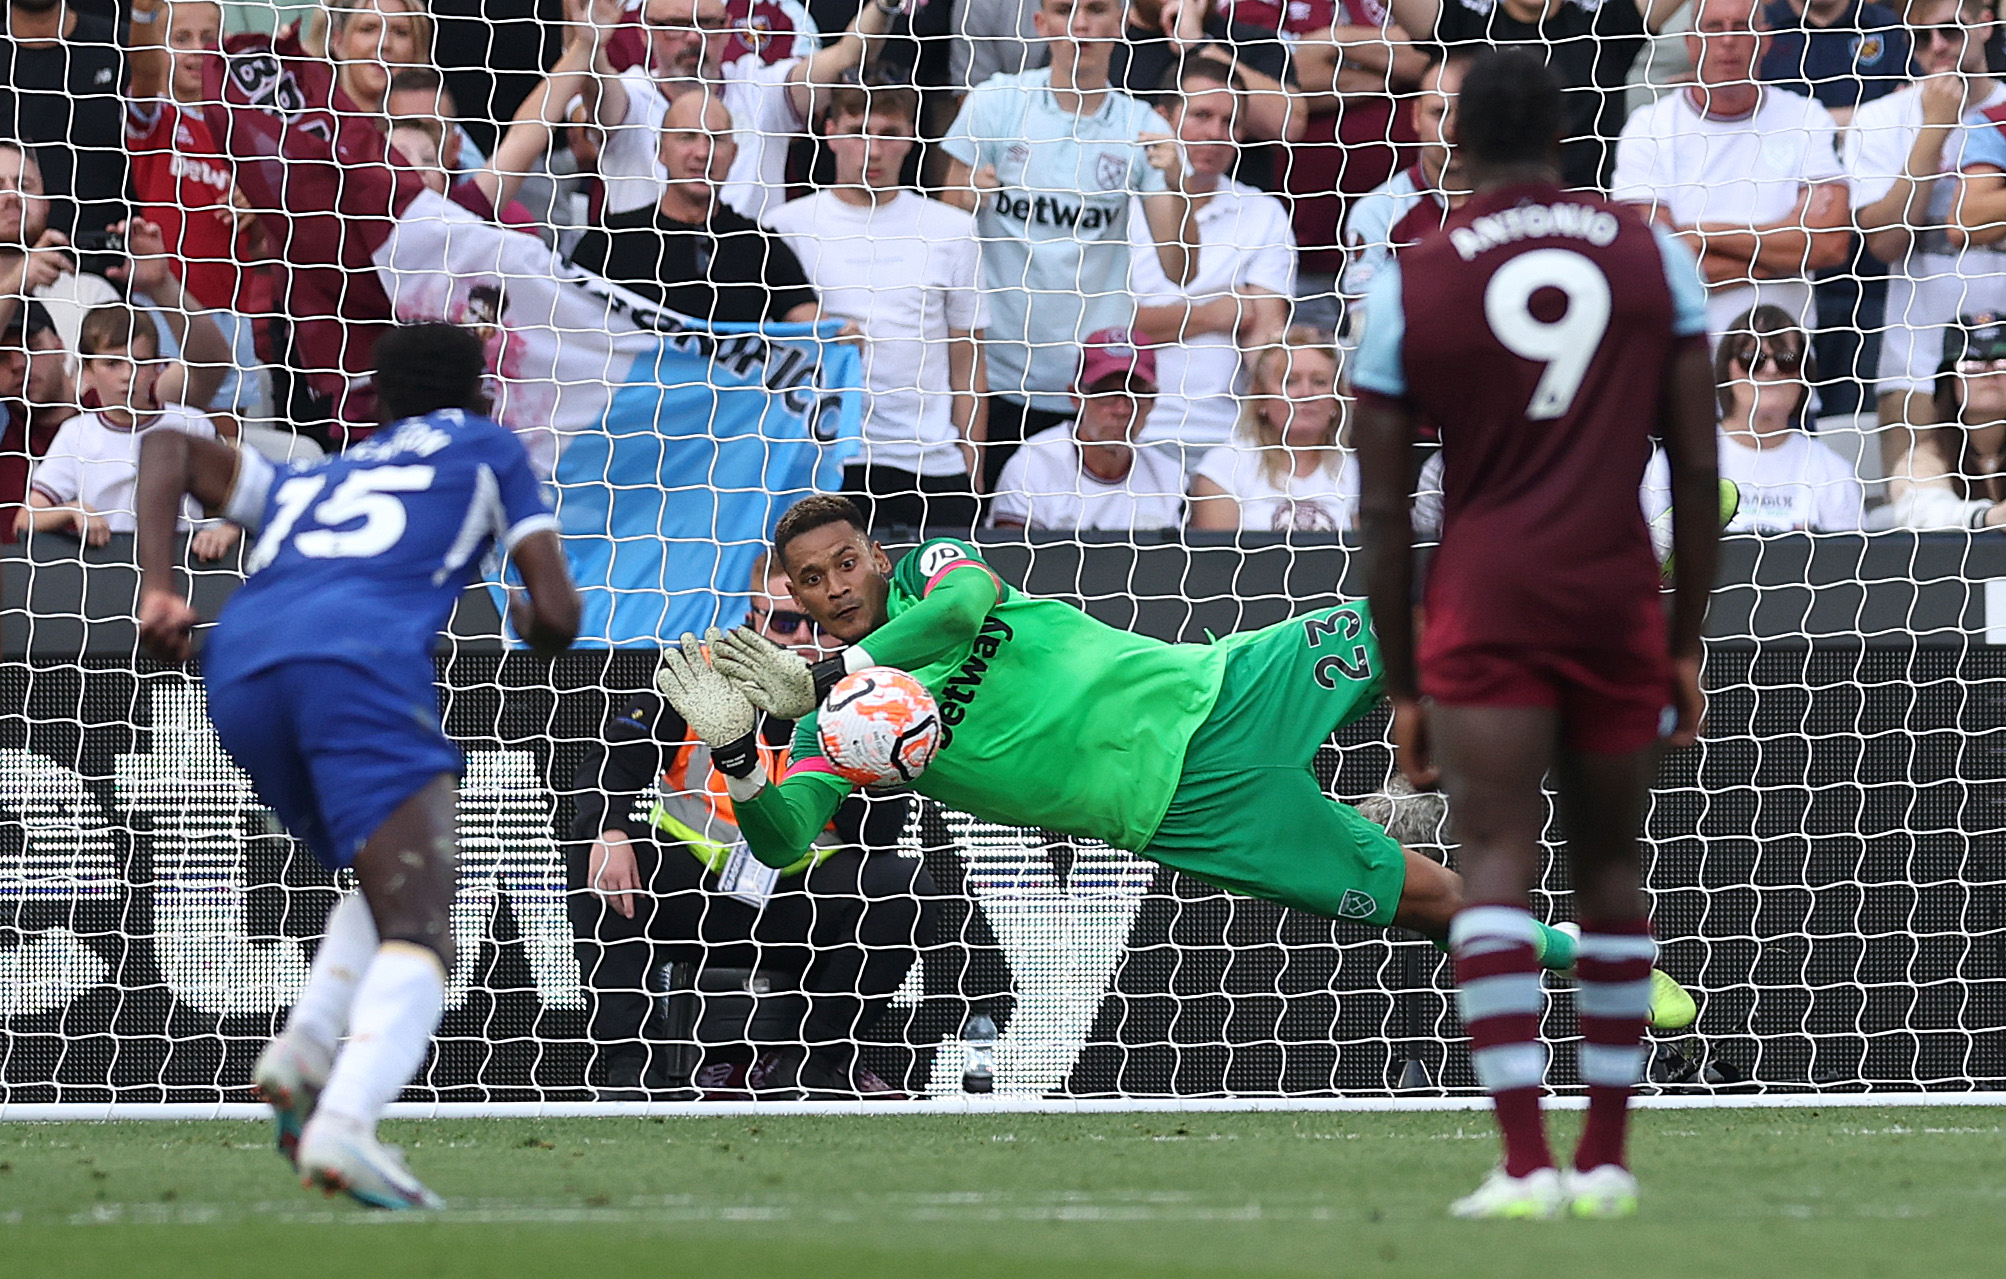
xmin=1129 ymin=57 xmax=1295 ymax=473
xmin=990 ymin=327 xmax=1185 ymax=531
xmin=321 ymin=0 xmax=433 ymax=115
xmin=389 ymin=4 xmax=604 ymax=234
xmin=1757 ymin=0 xmax=1911 ymax=423
xmin=1759 ymin=0 xmax=1912 ymax=126
xmin=1113 ymin=0 xmax=1303 ymax=143
xmin=1933 ymin=312 xmax=2006 ymax=503
xmin=1706 ymin=306 xmax=1865 ymax=533
xmin=1851 ymin=0 xmax=2004 ymax=480
xmin=1388 ymin=0 xmax=1684 ymax=191
xmin=0 ymin=0 xmax=126 ymax=241
xmin=1279 ymin=6 xmax=1425 ymax=334
xmin=568 ymin=552 xmax=931 ymax=1099
xmin=387 ymin=118 xmax=455 ymax=197
xmin=570 ymin=91 xmax=820 ymax=322
xmin=1862 ymin=310 xmax=2006 ymax=527
xmin=1340 ymin=47 xmax=1469 ymax=313
xmin=548 ymin=97 xmax=603 ymax=254
xmin=584 ymin=0 xmax=900 ymax=222
xmin=385 ymin=66 xmax=489 ymax=173
xmin=1611 ymin=0 xmax=1850 ymax=336
xmin=0 ymin=141 xmax=118 ymax=359
xmin=954 ymin=0 xmax=1043 ymax=91
xmin=722 ymin=0 xmax=819 ymax=67
xmin=1188 ymin=329 xmax=1357 ymax=532
xmin=0 ymin=299 xmax=68 ymax=541
xmin=125 ymin=0 xmax=274 ymax=422
xmin=941 ymin=0 xmax=1198 ymax=490
xmin=110 ymin=216 xmax=236 ymax=418
xmin=18 ymin=303 xmax=237 ymax=558
xmin=766 ymin=84 xmax=987 ymax=534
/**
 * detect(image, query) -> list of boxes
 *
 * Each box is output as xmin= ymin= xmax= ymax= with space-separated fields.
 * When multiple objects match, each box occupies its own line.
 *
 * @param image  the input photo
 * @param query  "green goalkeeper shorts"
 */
xmin=1139 ymin=601 xmax=1408 ymax=927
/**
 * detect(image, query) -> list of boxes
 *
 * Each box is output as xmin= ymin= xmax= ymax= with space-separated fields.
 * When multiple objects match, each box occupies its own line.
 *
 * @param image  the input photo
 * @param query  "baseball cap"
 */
xmin=1944 ymin=311 xmax=2006 ymax=369
xmin=1078 ymin=328 xmax=1157 ymax=393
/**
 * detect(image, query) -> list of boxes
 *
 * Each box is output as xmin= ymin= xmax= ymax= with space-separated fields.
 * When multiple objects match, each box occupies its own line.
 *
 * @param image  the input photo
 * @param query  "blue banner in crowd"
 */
xmin=553 ymin=324 xmax=862 ymax=646
xmin=369 ymin=190 xmax=862 ymax=647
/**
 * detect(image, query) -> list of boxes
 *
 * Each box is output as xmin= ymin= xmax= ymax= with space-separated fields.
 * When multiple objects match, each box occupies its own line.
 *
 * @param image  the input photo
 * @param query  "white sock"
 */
xmin=314 ymin=942 xmax=446 ymax=1128
xmin=284 ymin=894 xmax=379 ymax=1058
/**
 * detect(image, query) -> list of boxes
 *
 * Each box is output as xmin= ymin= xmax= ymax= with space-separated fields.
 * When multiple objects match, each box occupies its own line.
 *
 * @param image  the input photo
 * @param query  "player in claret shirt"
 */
xmin=649 ymin=494 xmax=1700 ymax=1044
xmin=134 ymin=324 xmax=580 ymax=1210
xmin=1352 ymin=50 xmax=1721 ymax=1219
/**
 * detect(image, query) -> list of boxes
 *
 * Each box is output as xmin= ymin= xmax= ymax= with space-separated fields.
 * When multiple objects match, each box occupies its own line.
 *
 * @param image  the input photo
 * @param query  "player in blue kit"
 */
xmin=135 ymin=324 xmax=580 ymax=1210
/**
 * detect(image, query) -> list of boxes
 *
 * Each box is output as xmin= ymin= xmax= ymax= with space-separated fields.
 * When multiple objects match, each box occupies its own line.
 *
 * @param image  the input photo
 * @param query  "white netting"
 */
xmin=1 ymin=0 xmax=2004 ymax=1106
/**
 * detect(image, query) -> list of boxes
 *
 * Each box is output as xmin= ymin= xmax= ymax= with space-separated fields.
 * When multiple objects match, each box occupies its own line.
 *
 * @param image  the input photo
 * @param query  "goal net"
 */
xmin=2 ymin=0 xmax=2004 ymax=1107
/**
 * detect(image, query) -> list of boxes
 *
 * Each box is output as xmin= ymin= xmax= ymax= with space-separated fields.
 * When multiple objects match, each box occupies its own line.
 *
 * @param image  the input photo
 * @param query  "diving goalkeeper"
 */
xmin=656 ymin=495 xmax=1695 ymax=1027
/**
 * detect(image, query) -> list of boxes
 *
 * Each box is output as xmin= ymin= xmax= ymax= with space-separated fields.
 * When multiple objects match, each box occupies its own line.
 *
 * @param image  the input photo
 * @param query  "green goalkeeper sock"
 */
xmin=1434 ymin=920 xmax=1578 ymax=972
xmin=1532 ymin=920 xmax=1577 ymax=973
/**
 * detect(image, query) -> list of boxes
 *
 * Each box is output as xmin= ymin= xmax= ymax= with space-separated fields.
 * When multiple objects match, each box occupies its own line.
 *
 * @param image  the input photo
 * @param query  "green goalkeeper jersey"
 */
xmin=738 ymin=538 xmax=1228 ymax=865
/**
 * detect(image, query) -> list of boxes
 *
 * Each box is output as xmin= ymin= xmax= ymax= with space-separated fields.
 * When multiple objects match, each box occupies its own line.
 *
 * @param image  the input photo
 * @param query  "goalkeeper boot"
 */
xmin=297 ymin=1113 xmax=446 ymax=1211
xmin=251 ymin=1033 xmax=333 ymax=1169
xmin=1552 ymin=925 xmax=1697 ymax=1032
xmin=1565 ymin=1165 xmax=1641 ymax=1219
xmin=1449 ymin=1166 xmax=1565 ymax=1220
xmin=1645 ymin=968 xmax=1698 ymax=1032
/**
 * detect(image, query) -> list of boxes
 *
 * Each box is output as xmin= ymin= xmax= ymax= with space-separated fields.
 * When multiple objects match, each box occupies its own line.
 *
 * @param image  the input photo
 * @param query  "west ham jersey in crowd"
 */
xmin=204 ymin=409 xmax=557 ymax=680
xmin=1352 ymin=182 xmax=1708 ymax=654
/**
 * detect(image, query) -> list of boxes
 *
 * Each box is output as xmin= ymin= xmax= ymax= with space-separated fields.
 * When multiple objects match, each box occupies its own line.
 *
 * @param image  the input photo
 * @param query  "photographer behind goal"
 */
xmin=567 ymin=554 xmax=935 ymax=1100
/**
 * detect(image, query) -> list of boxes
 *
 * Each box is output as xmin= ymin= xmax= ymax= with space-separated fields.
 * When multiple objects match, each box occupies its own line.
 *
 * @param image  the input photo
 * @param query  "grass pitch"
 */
xmin=3 ymin=1108 xmax=2001 ymax=1278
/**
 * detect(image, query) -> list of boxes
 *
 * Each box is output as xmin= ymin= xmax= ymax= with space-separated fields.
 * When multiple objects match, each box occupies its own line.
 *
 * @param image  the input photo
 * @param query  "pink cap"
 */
xmin=1078 ymin=328 xmax=1157 ymax=392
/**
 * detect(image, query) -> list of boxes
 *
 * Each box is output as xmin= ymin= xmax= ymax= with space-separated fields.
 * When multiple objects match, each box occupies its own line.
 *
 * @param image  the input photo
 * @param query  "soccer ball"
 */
xmin=816 ymin=666 xmax=942 ymax=787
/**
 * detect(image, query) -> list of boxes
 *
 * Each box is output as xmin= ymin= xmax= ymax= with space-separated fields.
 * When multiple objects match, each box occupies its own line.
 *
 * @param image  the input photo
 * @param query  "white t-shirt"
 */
xmin=1611 ymin=86 xmax=1847 ymax=334
xmin=1128 ymin=179 xmax=1296 ymax=456
xmin=597 ymin=57 xmax=803 ymax=222
xmin=941 ymin=69 xmax=1173 ymax=412
xmin=765 ymin=190 xmax=986 ymax=477
xmin=1643 ymin=428 xmax=1864 ymax=533
xmin=989 ymin=423 xmax=1184 ymax=532
xmin=30 ymin=404 xmax=218 ymax=531
xmin=1847 ymin=83 xmax=2006 ymax=391
xmin=1194 ymin=442 xmax=1357 ymax=533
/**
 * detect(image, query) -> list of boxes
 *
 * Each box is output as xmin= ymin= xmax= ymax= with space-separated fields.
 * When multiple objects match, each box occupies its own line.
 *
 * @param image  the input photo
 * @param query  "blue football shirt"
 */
xmin=1758 ymin=0 xmax=1913 ymax=114
xmin=204 ymin=409 xmax=558 ymax=681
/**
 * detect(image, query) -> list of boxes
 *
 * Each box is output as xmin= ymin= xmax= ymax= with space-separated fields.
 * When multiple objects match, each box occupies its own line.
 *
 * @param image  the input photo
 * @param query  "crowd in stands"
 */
xmin=13 ymin=0 xmax=2006 ymax=545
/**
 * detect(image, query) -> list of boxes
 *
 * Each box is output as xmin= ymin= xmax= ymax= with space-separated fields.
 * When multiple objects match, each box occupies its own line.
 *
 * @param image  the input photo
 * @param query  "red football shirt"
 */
xmin=126 ymin=99 xmax=257 ymax=313
xmin=1357 ymin=182 xmax=1703 ymax=655
xmin=1263 ymin=0 xmax=1416 ymax=270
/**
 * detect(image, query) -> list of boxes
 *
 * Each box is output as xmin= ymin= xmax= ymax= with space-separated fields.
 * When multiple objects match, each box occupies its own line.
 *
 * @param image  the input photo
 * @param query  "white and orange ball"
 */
xmin=817 ymin=667 xmax=942 ymax=787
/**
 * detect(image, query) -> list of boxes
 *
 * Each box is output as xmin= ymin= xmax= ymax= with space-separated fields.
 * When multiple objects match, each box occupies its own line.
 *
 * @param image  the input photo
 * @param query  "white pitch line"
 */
xmin=5 ymin=1092 xmax=2006 ymax=1122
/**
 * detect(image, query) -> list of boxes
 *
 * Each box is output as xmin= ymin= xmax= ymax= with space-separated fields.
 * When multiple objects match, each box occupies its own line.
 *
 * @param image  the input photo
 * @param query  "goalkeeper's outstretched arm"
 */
xmin=732 ymin=769 xmax=852 ymax=870
xmin=842 ymin=563 xmax=998 ymax=673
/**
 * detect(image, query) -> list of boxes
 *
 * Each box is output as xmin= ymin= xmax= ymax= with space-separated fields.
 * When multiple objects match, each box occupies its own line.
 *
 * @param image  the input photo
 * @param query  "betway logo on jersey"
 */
xmin=990 ymin=189 xmax=1118 ymax=233
xmin=169 ymin=151 xmax=232 ymax=193
xmin=1450 ymin=202 xmax=1622 ymax=262
xmin=937 ymin=616 xmax=1013 ymax=746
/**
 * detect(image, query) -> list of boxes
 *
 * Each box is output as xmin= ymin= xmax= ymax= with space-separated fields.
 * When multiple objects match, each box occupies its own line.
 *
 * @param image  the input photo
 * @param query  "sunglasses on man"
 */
xmin=751 ymin=605 xmax=820 ymax=634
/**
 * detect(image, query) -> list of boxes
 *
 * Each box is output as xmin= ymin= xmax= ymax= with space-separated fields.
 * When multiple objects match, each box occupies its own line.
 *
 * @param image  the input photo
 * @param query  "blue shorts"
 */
xmin=205 ymin=658 xmax=463 ymax=871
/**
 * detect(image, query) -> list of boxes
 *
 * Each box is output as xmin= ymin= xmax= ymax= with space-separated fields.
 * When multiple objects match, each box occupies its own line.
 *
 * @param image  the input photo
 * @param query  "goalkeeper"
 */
xmin=658 ymin=496 xmax=1695 ymax=1027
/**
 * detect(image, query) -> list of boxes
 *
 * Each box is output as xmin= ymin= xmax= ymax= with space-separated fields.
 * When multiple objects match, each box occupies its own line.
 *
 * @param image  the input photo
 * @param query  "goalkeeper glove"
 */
xmin=654 ymin=629 xmax=759 ymax=778
xmin=711 ymin=625 xmax=848 ymax=720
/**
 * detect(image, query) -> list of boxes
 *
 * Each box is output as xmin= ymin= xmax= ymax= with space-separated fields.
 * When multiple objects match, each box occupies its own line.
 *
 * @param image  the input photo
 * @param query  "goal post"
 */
xmin=4 ymin=535 xmax=2005 ymax=1104
xmin=5 ymin=0 xmax=2006 ymax=1112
